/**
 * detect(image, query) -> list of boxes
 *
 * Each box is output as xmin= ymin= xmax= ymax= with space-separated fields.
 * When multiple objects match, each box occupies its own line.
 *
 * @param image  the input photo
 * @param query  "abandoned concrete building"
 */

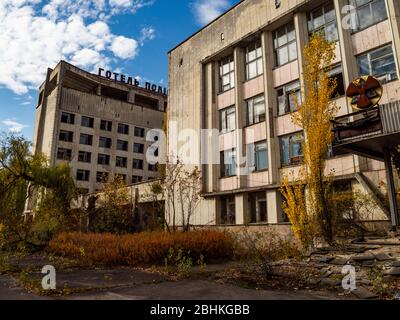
xmin=32 ymin=61 xmax=167 ymax=195
xmin=166 ymin=0 xmax=400 ymax=230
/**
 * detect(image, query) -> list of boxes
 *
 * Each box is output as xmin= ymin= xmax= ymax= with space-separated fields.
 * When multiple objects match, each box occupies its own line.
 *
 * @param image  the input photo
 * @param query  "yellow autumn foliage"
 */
xmin=281 ymin=34 xmax=339 ymax=249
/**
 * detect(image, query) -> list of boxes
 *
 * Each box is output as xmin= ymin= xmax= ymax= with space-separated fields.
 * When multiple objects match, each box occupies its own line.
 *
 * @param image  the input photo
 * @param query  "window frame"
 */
xmin=249 ymin=192 xmax=268 ymax=224
xmin=273 ymin=22 xmax=298 ymax=67
xmin=61 ymin=112 xmax=75 ymax=125
xmin=78 ymin=151 xmax=92 ymax=163
xmin=76 ymin=169 xmax=90 ymax=182
xmin=356 ymin=44 xmax=398 ymax=82
xmin=116 ymin=139 xmax=129 ymax=152
xmin=79 ymin=133 xmax=93 ymax=146
xmin=219 ymin=55 xmax=235 ymax=93
xmin=220 ymin=149 xmax=237 ymax=178
xmin=133 ymin=143 xmax=145 ymax=154
xmin=132 ymin=175 xmax=143 ymax=183
xmin=220 ymin=195 xmax=236 ymax=225
xmin=59 ymin=130 xmax=73 ymax=142
xmin=328 ymin=64 xmax=346 ymax=99
xmin=279 ymin=132 xmax=305 ymax=167
xmin=134 ymin=127 xmax=145 ymax=138
xmin=117 ymin=123 xmax=130 ymax=135
xmin=247 ymin=94 xmax=266 ymax=126
xmin=245 ymin=40 xmax=263 ymax=80
xmin=220 ymin=105 xmax=236 ymax=133
xmin=116 ymin=156 xmax=128 ymax=168
xmin=97 ymin=153 xmax=110 ymax=165
xmin=307 ymin=2 xmax=339 ymax=42
xmin=99 ymin=137 xmax=112 ymax=149
xmin=57 ymin=148 xmax=72 ymax=161
xmin=255 ymin=141 xmax=268 ymax=172
xmin=100 ymin=120 xmax=112 ymax=132
xmin=350 ymin=0 xmax=388 ymax=33
xmin=81 ymin=116 xmax=94 ymax=128
xmin=133 ymin=159 xmax=144 ymax=170
xmin=277 ymin=80 xmax=302 ymax=116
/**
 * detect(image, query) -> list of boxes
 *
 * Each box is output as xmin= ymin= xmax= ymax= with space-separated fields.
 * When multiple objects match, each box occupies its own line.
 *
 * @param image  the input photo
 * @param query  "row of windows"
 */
xmin=219 ymin=179 xmax=353 ymax=225
xmin=220 ymin=140 xmax=268 ymax=178
xmin=220 ymin=192 xmax=267 ymax=225
xmin=219 ymin=42 xmax=397 ymax=130
xmin=61 ymin=113 xmax=146 ymax=137
xmin=58 ymin=131 xmax=150 ymax=153
xmin=57 ymin=148 xmax=158 ymax=171
xmin=218 ymin=0 xmax=390 ymax=93
xmin=76 ymin=170 xmax=152 ymax=184
xmin=219 ymin=132 xmax=305 ymax=177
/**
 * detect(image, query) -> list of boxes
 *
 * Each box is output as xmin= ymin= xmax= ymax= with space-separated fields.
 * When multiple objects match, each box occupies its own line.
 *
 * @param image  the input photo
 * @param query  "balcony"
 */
xmin=331 ymin=101 xmax=400 ymax=161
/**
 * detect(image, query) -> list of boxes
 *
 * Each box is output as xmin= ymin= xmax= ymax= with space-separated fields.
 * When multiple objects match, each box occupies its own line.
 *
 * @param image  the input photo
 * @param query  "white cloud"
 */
xmin=111 ymin=36 xmax=138 ymax=59
xmin=192 ymin=0 xmax=231 ymax=25
xmin=42 ymin=0 xmax=152 ymax=20
xmin=139 ymin=26 xmax=156 ymax=44
xmin=2 ymin=119 xmax=29 ymax=133
xmin=0 ymin=0 xmax=153 ymax=95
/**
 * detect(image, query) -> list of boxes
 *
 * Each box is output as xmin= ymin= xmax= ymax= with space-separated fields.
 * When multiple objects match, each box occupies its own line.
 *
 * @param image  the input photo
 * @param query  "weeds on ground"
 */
xmin=367 ymin=267 xmax=394 ymax=299
xmin=232 ymin=228 xmax=303 ymax=279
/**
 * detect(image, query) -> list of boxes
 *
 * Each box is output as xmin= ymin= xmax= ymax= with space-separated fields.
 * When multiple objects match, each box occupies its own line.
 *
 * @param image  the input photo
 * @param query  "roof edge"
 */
xmin=168 ymin=0 xmax=245 ymax=54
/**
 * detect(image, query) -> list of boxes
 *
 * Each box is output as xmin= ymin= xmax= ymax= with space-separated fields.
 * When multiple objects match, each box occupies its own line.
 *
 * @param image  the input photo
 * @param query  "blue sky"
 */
xmin=0 ymin=0 xmax=239 ymax=140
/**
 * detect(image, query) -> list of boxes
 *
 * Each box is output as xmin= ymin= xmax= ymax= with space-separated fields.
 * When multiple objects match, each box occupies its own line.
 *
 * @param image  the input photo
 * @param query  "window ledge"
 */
xmin=272 ymin=59 xmax=298 ymax=71
xmin=219 ymin=175 xmax=237 ymax=180
xmin=350 ymin=18 xmax=389 ymax=35
xmin=251 ymin=169 xmax=269 ymax=174
xmin=243 ymin=121 xmax=266 ymax=129
xmin=243 ymin=74 xmax=264 ymax=84
xmin=217 ymin=87 xmax=235 ymax=96
xmin=279 ymin=163 xmax=303 ymax=170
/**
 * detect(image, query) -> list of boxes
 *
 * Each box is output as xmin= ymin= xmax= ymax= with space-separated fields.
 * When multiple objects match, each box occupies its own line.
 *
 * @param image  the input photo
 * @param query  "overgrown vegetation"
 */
xmin=232 ymin=229 xmax=302 ymax=279
xmin=0 ymin=133 xmax=78 ymax=250
xmin=281 ymin=34 xmax=339 ymax=250
xmin=149 ymin=159 xmax=201 ymax=232
xmin=88 ymin=176 xmax=135 ymax=234
xmin=49 ymin=231 xmax=233 ymax=267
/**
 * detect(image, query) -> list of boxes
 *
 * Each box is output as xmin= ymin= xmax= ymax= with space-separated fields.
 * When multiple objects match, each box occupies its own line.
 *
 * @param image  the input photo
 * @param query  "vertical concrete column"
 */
xmin=97 ymin=84 xmax=102 ymax=96
xmin=294 ymin=12 xmax=309 ymax=87
xmin=51 ymin=63 xmax=67 ymax=167
xmin=203 ymin=61 xmax=219 ymax=193
xmin=261 ymin=31 xmax=279 ymax=184
xmin=235 ymin=193 xmax=249 ymax=225
xmin=386 ymin=0 xmax=400 ymax=77
xmin=234 ymin=47 xmax=247 ymax=188
xmin=266 ymin=189 xmax=284 ymax=224
xmin=127 ymin=90 xmax=135 ymax=103
xmin=334 ymin=0 xmax=362 ymax=173
xmin=384 ymin=150 xmax=400 ymax=227
xmin=334 ymin=0 xmax=359 ymax=110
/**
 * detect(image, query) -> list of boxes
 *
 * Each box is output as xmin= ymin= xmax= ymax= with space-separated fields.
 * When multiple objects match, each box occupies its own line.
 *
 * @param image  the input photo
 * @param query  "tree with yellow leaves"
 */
xmin=281 ymin=34 xmax=339 ymax=248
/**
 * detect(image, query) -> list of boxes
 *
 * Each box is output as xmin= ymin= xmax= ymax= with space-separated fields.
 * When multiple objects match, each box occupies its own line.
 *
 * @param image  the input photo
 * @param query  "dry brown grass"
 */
xmin=49 ymin=231 xmax=234 ymax=266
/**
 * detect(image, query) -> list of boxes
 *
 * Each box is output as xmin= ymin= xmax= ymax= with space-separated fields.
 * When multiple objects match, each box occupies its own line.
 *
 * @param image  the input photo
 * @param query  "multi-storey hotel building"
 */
xmin=167 ymin=0 xmax=400 ymax=228
xmin=33 ymin=61 xmax=167 ymax=194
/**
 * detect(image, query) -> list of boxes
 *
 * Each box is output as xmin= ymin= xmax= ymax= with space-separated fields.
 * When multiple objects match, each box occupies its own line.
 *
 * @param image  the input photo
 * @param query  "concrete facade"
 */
xmin=167 ymin=0 xmax=400 ymax=227
xmin=33 ymin=61 xmax=166 ymax=194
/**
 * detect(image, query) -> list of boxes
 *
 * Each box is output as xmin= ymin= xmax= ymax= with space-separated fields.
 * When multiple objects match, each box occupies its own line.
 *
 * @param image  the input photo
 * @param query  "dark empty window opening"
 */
xmin=135 ymin=94 xmax=159 ymax=110
xmin=37 ymin=91 xmax=44 ymax=106
xmin=101 ymin=86 xmax=128 ymax=102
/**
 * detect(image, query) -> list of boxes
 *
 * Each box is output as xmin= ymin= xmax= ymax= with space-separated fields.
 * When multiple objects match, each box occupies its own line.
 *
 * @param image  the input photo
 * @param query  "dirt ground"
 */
xmin=1 ymin=237 xmax=399 ymax=300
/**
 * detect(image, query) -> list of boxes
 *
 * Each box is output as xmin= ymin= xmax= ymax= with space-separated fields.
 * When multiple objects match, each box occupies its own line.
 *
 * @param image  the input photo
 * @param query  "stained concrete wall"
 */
xmin=168 ymin=0 xmax=400 ymax=228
